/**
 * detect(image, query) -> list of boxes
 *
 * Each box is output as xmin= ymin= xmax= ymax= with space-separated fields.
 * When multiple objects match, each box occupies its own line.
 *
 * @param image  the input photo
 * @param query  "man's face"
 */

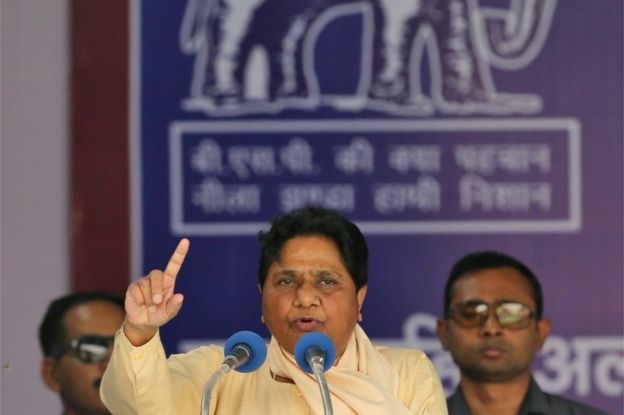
xmin=261 ymin=235 xmax=367 ymax=357
xmin=42 ymin=301 xmax=124 ymax=415
xmin=436 ymin=267 xmax=550 ymax=383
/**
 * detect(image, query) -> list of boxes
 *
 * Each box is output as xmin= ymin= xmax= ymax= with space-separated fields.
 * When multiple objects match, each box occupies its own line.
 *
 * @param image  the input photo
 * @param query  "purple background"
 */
xmin=135 ymin=1 xmax=623 ymax=413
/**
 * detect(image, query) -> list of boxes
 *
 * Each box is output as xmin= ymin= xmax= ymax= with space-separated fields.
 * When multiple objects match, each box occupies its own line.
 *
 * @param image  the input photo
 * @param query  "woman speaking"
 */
xmin=100 ymin=207 xmax=447 ymax=414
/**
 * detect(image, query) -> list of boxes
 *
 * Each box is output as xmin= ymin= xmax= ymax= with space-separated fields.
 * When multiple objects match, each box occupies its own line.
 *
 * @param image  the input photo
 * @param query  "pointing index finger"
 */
xmin=163 ymin=238 xmax=190 ymax=280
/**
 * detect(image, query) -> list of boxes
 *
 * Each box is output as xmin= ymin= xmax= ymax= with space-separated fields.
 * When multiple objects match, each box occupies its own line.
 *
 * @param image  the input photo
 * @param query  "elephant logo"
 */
xmin=179 ymin=0 xmax=557 ymax=116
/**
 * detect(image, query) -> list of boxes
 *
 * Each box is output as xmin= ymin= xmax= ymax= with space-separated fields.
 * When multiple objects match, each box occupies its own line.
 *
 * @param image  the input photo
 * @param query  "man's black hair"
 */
xmin=38 ymin=291 xmax=124 ymax=357
xmin=443 ymin=251 xmax=544 ymax=319
xmin=257 ymin=206 xmax=368 ymax=291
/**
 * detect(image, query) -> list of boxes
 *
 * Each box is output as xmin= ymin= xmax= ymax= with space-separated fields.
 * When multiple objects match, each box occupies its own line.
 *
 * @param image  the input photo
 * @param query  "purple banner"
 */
xmin=134 ymin=1 xmax=623 ymax=413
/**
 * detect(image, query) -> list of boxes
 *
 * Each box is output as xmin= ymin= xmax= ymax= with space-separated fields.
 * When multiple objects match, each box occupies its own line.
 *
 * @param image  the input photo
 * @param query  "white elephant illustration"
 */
xmin=180 ymin=0 xmax=557 ymax=116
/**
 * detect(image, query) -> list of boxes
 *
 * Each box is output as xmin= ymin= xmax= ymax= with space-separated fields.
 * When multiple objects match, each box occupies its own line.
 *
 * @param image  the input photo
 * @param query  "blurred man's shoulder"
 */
xmin=542 ymin=391 xmax=610 ymax=415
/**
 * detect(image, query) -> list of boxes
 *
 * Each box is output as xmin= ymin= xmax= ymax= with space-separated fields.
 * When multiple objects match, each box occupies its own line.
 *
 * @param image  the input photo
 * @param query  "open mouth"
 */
xmin=292 ymin=318 xmax=322 ymax=331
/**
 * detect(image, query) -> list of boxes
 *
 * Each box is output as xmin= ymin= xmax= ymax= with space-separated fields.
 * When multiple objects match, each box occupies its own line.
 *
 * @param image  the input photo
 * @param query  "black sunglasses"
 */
xmin=53 ymin=335 xmax=115 ymax=364
xmin=447 ymin=300 xmax=535 ymax=329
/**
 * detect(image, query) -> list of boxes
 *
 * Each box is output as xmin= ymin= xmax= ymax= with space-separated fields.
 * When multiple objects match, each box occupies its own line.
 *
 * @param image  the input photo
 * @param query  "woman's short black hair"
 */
xmin=257 ymin=206 xmax=368 ymax=291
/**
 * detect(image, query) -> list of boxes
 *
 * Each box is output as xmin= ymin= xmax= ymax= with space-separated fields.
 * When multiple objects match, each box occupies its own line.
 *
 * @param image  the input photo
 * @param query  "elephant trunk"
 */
xmin=475 ymin=0 xmax=557 ymax=70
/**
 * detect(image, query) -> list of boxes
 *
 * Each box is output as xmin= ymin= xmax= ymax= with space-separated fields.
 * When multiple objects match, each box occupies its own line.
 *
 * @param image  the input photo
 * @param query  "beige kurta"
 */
xmin=100 ymin=329 xmax=447 ymax=415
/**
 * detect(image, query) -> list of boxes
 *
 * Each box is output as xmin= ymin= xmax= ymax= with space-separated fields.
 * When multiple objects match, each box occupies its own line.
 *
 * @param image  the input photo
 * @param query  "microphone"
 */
xmin=295 ymin=332 xmax=336 ymax=415
xmin=222 ymin=330 xmax=267 ymax=372
xmin=200 ymin=331 xmax=267 ymax=415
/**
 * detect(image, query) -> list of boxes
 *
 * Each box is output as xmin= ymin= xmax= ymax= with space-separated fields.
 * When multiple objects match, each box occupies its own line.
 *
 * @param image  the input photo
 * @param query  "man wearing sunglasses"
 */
xmin=435 ymin=251 xmax=608 ymax=415
xmin=39 ymin=291 xmax=124 ymax=415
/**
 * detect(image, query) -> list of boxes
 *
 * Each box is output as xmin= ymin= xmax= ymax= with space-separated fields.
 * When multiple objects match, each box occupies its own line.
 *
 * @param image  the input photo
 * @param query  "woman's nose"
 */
xmin=294 ymin=282 xmax=320 ymax=307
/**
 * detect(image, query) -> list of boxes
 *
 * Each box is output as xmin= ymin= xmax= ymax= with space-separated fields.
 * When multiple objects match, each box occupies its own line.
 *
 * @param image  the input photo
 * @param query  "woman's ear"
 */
xmin=356 ymin=285 xmax=368 ymax=310
xmin=41 ymin=357 xmax=61 ymax=392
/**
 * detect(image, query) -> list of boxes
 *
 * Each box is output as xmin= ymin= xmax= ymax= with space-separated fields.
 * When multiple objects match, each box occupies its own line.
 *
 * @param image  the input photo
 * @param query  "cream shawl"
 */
xmin=268 ymin=324 xmax=412 ymax=415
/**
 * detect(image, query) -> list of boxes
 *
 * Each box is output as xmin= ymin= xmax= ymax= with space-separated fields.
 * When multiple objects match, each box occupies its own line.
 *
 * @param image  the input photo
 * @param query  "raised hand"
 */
xmin=123 ymin=238 xmax=190 ymax=346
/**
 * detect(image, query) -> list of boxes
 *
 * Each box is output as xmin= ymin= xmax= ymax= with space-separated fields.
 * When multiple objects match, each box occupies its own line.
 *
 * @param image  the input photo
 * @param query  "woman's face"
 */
xmin=261 ymin=235 xmax=367 ymax=356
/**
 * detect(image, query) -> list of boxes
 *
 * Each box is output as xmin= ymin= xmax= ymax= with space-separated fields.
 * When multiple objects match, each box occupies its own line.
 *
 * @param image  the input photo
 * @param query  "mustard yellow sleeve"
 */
xmin=100 ymin=328 xmax=224 ymax=415
xmin=100 ymin=329 xmax=175 ymax=414
xmin=381 ymin=348 xmax=449 ymax=415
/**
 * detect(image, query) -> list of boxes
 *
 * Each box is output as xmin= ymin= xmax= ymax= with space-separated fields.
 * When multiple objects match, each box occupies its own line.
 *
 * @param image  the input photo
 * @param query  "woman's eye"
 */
xmin=320 ymin=279 xmax=337 ymax=286
xmin=277 ymin=278 xmax=294 ymax=285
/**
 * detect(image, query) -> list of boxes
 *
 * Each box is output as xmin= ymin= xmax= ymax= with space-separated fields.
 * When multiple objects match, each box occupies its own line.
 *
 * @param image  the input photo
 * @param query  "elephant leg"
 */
xmin=431 ymin=0 xmax=492 ymax=105
xmin=271 ymin=1 xmax=334 ymax=101
xmin=272 ymin=0 xmax=359 ymax=102
xmin=199 ymin=0 xmax=265 ymax=105
xmin=368 ymin=1 xmax=432 ymax=112
xmin=201 ymin=32 xmax=244 ymax=104
xmin=432 ymin=0 xmax=542 ymax=113
xmin=275 ymin=17 xmax=315 ymax=100
xmin=237 ymin=1 xmax=315 ymax=103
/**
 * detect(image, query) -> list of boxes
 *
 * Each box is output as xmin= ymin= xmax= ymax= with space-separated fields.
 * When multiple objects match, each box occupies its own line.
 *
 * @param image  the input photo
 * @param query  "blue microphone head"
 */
xmin=294 ymin=332 xmax=336 ymax=374
xmin=224 ymin=331 xmax=267 ymax=373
